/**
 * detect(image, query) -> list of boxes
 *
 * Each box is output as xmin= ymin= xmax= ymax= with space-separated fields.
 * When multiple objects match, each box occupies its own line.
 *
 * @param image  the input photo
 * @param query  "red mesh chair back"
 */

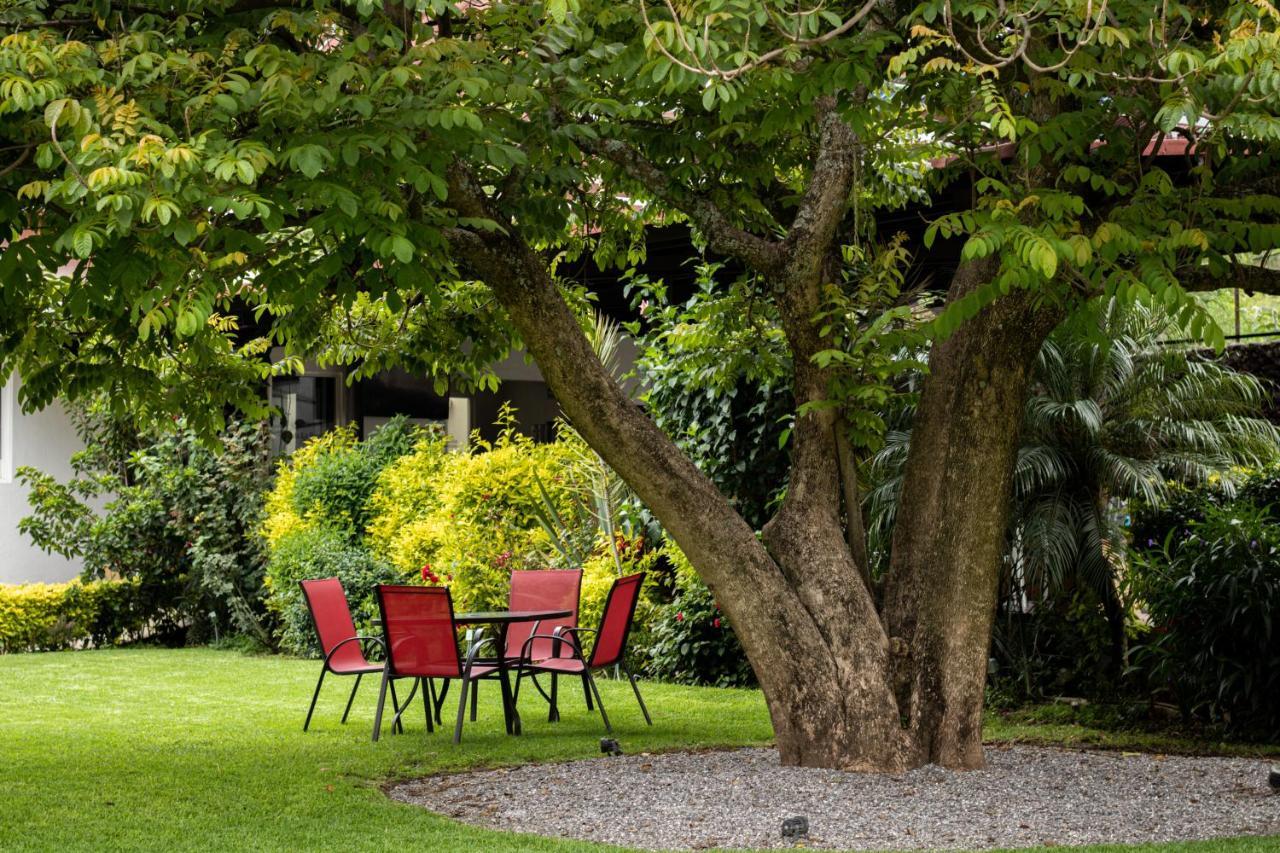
xmin=507 ymin=569 xmax=583 ymax=660
xmin=300 ymin=578 xmax=367 ymax=671
xmin=375 ymin=585 xmax=463 ymax=678
xmin=587 ymin=573 xmax=646 ymax=668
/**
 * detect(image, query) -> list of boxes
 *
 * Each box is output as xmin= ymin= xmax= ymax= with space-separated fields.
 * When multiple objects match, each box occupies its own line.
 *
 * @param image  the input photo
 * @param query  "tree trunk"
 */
xmin=884 ymin=262 xmax=1064 ymax=768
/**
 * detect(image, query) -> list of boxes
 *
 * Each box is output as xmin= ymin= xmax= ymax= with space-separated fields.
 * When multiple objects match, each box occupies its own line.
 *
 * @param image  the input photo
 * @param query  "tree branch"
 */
xmin=573 ymin=132 xmax=786 ymax=275
xmin=1179 ymin=261 xmax=1280 ymax=296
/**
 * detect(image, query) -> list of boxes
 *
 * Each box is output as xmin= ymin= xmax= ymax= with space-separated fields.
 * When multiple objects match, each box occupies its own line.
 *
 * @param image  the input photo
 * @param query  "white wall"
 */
xmin=0 ymin=378 xmax=86 ymax=585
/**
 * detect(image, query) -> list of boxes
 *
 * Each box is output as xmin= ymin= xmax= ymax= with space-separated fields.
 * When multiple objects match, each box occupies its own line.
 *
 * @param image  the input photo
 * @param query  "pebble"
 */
xmin=389 ymin=745 xmax=1280 ymax=850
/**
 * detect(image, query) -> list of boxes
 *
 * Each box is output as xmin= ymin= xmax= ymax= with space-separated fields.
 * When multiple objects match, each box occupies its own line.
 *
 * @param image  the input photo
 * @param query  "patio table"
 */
xmin=451 ymin=609 xmax=572 ymax=736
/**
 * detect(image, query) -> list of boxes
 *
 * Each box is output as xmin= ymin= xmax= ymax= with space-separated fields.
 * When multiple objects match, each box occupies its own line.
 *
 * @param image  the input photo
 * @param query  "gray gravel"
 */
xmin=389 ymin=745 xmax=1280 ymax=850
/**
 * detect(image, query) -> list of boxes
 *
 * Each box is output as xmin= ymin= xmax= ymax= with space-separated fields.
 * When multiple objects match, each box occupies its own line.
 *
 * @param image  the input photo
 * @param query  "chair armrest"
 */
xmin=517 ymin=632 xmax=585 ymax=664
xmin=324 ymin=635 xmax=384 ymax=668
xmin=550 ymin=625 xmax=596 ymax=659
xmin=464 ymin=635 xmax=498 ymax=670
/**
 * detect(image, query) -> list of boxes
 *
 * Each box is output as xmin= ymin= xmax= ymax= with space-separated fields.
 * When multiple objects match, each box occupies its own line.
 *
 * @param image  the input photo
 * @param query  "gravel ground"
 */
xmin=390 ymin=745 xmax=1280 ymax=850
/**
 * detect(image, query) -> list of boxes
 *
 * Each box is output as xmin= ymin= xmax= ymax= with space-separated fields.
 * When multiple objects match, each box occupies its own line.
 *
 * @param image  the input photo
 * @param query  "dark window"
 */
xmin=270 ymin=376 xmax=336 ymax=455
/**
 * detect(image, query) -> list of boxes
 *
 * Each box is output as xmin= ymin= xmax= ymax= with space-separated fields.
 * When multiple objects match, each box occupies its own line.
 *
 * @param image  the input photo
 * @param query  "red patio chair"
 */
xmin=460 ymin=569 xmax=583 ymax=724
xmin=372 ymin=584 xmax=503 ymax=744
xmin=299 ymin=578 xmax=386 ymax=732
xmin=513 ymin=572 xmax=652 ymax=732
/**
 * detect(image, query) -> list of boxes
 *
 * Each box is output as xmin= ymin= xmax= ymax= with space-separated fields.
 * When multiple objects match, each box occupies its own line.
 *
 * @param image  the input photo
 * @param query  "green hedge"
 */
xmin=0 ymin=578 xmax=145 ymax=653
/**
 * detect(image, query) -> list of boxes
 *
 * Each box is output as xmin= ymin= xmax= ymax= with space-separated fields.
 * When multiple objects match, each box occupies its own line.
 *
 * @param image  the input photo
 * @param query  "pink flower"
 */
xmin=639 ymin=299 xmax=650 ymax=316
xmin=675 ymin=612 xmax=684 ymax=622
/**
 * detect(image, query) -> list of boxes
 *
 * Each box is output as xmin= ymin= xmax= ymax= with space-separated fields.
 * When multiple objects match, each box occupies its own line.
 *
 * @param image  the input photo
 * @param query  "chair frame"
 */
xmin=299 ymin=578 xmax=391 ymax=733
xmin=512 ymin=573 xmax=652 ymax=732
xmin=371 ymin=584 xmax=511 ymax=744
xmin=463 ymin=569 xmax=584 ymax=725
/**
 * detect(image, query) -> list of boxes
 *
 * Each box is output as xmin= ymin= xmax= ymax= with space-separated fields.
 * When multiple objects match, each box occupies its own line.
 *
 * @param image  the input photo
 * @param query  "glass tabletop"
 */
xmin=454 ymin=609 xmax=572 ymax=625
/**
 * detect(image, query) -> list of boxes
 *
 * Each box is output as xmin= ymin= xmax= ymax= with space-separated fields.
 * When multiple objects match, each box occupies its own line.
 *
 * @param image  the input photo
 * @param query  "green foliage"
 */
xmin=262 ymin=526 xmax=399 ymax=657
xmin=1133 ymin=503 xmax=1280 ymax=737
xmin=645 ymin=544 xmax=754 ymax=687
xmin=630 ymin=269 xmax=794 ymax=530
xmin=1010 ymin=301 xmax=1278 ymax=602
xmin=0 ymin=578 xmax=145 ymax=653
xmin=18 ymin=408 xmax=275 ymax=643
xmin=289 ymin=416 xmax=419 ymax=541
xmin=367 ymin=412 xmax=592 ymax=612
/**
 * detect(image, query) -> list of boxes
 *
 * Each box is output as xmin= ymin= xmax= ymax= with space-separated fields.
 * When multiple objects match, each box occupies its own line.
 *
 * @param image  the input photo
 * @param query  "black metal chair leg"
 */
xmin=500 ymin=665 xmax=520 ymax=735
xmin=341 ymin=672 xmax=363 ymax=724
xmin=304 ymin=667 xmax=327 ymax=731
xmin=389 ymin=679 xmax=404 ymax=734
xmin=581 ymin=672 xmax=594 ymax=711
xmin=624 ymin=665 xmax=652 ymax=725
xmin=425 ymin=678 xmax=438 ymax=731
xmin=372 ymin=669 xmax=391 ymax=742
xmin=470 ymin=678 xmax=479 ymax=722
xmin=548 ymin=672 xmax=559 ymax=723
xmin=390 ymin=677 xmax=421 ymax=733
xmin=453 ymin=674 xmax=471 ymax=744
xmin=433 ymin=678 xmax=449 ymax=724
xmin=585 ymin=670 xmax=611 ymax=733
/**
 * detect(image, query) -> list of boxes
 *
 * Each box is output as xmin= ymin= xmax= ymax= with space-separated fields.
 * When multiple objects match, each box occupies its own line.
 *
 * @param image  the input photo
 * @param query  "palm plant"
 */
xmin=868 ymin=299 xmax=1280 ymax=681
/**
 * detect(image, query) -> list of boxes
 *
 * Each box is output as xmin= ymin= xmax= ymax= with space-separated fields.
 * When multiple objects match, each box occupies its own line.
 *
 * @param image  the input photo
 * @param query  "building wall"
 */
xmin=0 ymin=378 xmax=87 ymax=585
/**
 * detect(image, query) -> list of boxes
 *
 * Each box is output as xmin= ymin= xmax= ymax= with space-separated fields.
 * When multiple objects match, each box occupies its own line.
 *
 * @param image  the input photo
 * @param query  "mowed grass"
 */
xmin=0 ymin=647 xmax=1275 ymax=853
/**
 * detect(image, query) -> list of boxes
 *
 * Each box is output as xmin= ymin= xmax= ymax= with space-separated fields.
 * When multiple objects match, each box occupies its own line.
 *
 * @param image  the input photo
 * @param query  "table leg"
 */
xmin=495 ymin=624 xmax=521 ymax=735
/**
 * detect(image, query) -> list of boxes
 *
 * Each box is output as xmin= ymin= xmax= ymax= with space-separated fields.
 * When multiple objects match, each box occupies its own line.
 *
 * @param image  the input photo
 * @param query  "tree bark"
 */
xmin=884 ymin=262 xmax=1064 ymax=768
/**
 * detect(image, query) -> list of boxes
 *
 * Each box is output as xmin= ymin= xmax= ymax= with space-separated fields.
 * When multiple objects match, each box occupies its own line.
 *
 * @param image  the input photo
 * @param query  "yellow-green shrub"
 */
xmin=368 ymin=422 xmax=581 ymax=610
xmin=261 ymin=426 xmax=358 ymax=547
xmin=0 ymin=578 xmax=143 ymax=653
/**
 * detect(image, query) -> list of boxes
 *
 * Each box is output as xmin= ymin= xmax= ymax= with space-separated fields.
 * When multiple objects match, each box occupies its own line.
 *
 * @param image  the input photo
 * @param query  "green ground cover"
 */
xmin=0 ymin=648 xmax=1275 ymax=852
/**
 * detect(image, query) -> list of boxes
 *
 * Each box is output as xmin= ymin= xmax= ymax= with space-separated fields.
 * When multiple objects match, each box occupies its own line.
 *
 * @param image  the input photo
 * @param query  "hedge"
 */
xmin=0 ymin=578 xmax=145 ymax=653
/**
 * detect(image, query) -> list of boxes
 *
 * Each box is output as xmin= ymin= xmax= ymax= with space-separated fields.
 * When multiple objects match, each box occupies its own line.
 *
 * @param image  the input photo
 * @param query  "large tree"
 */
xmin=4 ymin=0 xmax=1280 ymax=770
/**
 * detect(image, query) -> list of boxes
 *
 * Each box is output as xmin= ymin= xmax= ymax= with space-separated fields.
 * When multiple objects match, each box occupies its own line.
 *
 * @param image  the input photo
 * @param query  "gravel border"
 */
xmin=390 ymin=744 xmax=1280 ymax=850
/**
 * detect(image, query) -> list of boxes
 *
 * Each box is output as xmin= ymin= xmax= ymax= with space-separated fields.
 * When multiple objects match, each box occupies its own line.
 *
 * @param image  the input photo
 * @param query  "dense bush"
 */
xmin=367 ymin=416 xmax=583 ymax=610
xmin=262 ymin=526 xmax=400 ymax=656
xmin=289 ymin=418 xmax=418 ymax=540
xmin=1132 ymin=502 xmax=1280 ymax=737
xmin=20 ymin=411 xmax=273 ymax=644
xmin=0 ymin=579 xmax=146 ymax=653
xmin=262 ymin=410 xmax=668 ymax=661
xmin=630 ymin=273 xmax=794 ymax=531
xmin=645 ymin=545 xmax=753 ymax=687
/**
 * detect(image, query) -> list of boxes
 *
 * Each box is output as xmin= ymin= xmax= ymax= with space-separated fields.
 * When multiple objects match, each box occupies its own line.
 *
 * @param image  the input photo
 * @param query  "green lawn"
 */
xmin=0 ymin=647 xmax=1275 ymax=853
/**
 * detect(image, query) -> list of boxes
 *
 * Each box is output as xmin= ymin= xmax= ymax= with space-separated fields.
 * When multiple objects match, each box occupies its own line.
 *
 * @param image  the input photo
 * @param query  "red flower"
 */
xmin=420 ymin=563 xmax=432 ymax=581
xmin=713 ymin=618 xmax=721 ymax=629
xmin=675 ymin=612 xmax=684 ymax=622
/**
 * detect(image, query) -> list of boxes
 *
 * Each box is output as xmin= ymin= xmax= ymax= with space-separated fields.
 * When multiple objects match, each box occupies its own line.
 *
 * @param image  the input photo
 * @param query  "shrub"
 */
xmin=367 ymin=419 xmax=580 ymax=610
xmin=644 ymin=544 xmax=754 ymax=687
xmin=263 ymin=526 xmax=400 ymax=656
xmin=0 ymin=579 xmax=145 ymax=653
xmin=19 ymin=412 xmax=274 ymax=644
xmin=1132 ymin=502 xmax=1280 ymax=737
xmin=288 ymin=417 xmax=418 ymax=541
xmin=261 ymin=426 xmax=356 ymax=548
